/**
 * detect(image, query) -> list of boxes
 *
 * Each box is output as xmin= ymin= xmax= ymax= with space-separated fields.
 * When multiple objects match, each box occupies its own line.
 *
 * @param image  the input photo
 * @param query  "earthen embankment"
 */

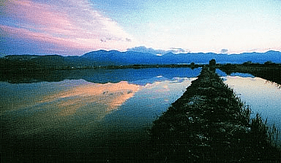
xmin=150 ymin=66 xmax=280 ymax=162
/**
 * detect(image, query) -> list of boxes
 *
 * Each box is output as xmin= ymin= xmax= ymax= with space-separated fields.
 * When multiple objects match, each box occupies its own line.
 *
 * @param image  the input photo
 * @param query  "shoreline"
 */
xmin=149 ymin=65 xmax=281 ymax=162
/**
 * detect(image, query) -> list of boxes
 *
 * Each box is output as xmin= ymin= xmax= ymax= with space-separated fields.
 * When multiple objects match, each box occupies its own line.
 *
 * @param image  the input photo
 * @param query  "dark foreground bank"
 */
xmin=150 ymin=66 xmax=281 ymax=162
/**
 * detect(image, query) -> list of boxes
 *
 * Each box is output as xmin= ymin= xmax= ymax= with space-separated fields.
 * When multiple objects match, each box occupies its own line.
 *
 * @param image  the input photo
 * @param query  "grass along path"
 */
xmin=150 ymin=66 xmax=280 ymax=162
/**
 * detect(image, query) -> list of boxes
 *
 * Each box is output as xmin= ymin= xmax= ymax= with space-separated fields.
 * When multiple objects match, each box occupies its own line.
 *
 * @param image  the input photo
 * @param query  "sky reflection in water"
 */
xmin=0 ymin=76 xmax=195 ymax=139
xmin=1 ymin=68 xmax=281 ymax=155
xmin=224 ymin=76 xmax=281 ymax=129
xmin=1 ymin=80 xmax=141 ymax=136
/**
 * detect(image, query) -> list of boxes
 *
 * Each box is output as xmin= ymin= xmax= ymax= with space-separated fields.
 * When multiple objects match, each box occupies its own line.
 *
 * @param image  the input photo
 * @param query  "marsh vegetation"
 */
xmin=1 ymin=64 xmax=280 ymax=162
xmin=218 ymin=62 xmax=281 ymax=85
xmin=150 ymin=66 xmax=280 ymax=162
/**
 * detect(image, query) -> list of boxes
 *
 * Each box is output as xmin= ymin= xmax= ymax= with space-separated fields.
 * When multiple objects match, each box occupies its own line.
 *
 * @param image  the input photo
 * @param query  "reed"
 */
xmin=150 ymin=65 xmax=281 ymax=162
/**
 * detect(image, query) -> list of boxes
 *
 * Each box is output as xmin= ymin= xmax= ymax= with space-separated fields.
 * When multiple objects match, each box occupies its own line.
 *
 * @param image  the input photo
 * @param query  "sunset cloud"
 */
xmin=0 ymin=0 xmax=137 ymax=55
xmin=1 ymin=0 xmax=280 ymax=55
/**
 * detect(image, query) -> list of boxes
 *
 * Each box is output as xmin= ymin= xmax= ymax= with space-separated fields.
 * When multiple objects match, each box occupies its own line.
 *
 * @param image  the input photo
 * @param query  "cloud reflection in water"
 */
xmin=3 ymin=81 xmax=140 ymax=136
xmin=42 ymin=81 xmax=140 ymax=116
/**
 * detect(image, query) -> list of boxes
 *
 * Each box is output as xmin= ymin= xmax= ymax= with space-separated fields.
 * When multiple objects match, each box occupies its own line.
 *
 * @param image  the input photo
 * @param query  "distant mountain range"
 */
xmin=81 ymin=50 xmax=281 ymax=65
xmin=1 ymin=50 xmax=281 ymax=70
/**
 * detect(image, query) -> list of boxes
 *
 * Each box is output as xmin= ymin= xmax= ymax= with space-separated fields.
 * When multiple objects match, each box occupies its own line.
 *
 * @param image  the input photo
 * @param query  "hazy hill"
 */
xmin=81 ymin=50 xmax=162 ymax=65
xmin=81 ymin=50 xmax=281 ymax=65
xmin=1 ymin=50 xmax=281 ymax=71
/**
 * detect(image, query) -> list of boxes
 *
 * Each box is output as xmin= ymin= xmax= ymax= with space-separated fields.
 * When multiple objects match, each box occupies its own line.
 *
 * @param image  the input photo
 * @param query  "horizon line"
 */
xmin=2 ymin=49 xmax=281 ymax=57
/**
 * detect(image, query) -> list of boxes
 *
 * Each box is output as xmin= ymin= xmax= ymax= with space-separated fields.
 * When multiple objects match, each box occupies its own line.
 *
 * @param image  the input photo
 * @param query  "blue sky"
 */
xmin=1 ymin=0 xmax=281 ymax=55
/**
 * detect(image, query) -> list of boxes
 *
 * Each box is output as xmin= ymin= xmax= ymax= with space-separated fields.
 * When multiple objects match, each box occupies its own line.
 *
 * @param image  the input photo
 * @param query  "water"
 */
xmin=1 ymin=67 xmax=280 ymax=161
xmin=224 ymin=75 xmax=281 ymax=129
xmin=0 ymin=68 xmax=200 ymax=161
xmin=216 ymin=69 xmax=281 ymax=128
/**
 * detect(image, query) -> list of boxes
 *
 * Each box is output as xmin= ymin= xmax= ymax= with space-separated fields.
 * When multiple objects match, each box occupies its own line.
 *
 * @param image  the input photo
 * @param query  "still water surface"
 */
xmin=1 ymin=68 xmax=280 ymax=160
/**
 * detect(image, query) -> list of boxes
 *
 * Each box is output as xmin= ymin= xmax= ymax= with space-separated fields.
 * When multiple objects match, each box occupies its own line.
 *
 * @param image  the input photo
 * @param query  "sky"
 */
xmin=1 ymin=0 xmax=281 ymax=55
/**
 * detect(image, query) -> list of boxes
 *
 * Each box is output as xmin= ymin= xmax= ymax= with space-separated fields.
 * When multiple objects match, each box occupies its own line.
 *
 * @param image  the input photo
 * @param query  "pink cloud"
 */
xmin=1 ymin=0 xmax=137 ymax=55
xmin=1 ymin=25 xmax=92 ymax=54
